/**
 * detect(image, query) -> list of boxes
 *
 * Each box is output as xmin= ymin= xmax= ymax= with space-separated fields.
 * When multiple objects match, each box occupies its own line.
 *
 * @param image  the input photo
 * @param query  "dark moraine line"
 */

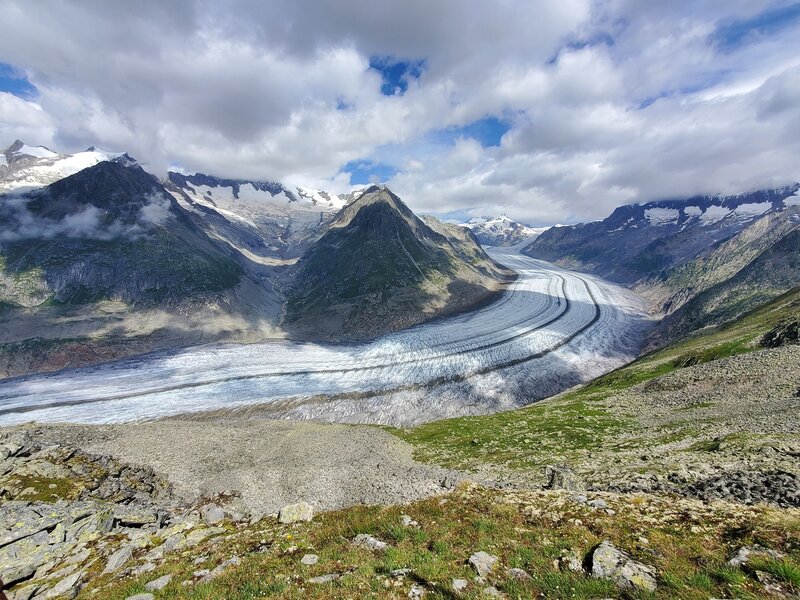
xmin=0 ymin=275 xmax=601 ymax=418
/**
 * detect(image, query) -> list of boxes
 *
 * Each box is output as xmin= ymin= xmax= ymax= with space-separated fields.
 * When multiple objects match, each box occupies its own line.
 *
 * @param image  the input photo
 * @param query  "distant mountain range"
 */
xmin=0 ymin=141 xmax=510 ymax=376
xmin=524 ymin=185 xmax=800 ymax=347
xmin=461 ymin=214 xmax=544 ymax=247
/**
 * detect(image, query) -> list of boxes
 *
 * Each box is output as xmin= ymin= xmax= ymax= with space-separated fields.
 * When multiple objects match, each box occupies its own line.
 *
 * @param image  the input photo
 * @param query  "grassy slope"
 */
xmin=390 ymin=286 xmax=800 ymax=475
xmin=83 ymin=486 xmax=799 ymax=600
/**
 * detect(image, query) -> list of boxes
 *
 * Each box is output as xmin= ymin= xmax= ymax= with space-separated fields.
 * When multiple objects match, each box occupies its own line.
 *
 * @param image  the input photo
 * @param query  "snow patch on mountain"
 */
xmin=733 ymin=202 xmax=771 ymax=217
xmin=14 ymin=144 xmax=58 ymax=159
xmin=644 ymin=207 xmax=679 ymax=226
xmin=682 ymin=206 xmax=702 ymax=217
xmin=699 ymin=205 xmax=731 ymax=225
xmin=1 ymin=141 xmax=125 ymax=193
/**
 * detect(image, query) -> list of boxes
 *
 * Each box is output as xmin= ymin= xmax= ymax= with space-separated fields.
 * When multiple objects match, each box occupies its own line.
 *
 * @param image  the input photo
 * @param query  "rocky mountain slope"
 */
xmin=461 ymin=214 xmax=544 ymax=247
xmin=0 ymin=148 xmax=514 ymax=376
xmin=0 ymin=160 xmax=245 ymax=306
xmin=285 ymin=186 xmax=513 ymax=340
xmin=0 ymin=159 xmax=284 ymax=378
xmin=524 ymin=185 xmax=800 ymax=346
xmin=166 ymin=172 xmax=360 ymax=263
xmin=644 ymin=208 xmax=800 ymax=346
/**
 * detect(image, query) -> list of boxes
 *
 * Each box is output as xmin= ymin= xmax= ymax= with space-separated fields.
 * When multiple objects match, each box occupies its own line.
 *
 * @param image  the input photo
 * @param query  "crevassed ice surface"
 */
xmin=0 ymin=248 xmax=651 ymax=426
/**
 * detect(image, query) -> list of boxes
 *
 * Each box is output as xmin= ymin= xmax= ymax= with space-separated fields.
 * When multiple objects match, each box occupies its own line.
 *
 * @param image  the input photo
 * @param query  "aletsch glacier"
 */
xmin=0 ymin=246 xmax=649 ymax=426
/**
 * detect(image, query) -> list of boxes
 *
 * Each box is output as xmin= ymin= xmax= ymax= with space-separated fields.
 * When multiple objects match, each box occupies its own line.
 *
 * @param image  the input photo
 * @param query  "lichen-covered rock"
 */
xmin=728 ymin=545 xmax=786 ymax=568
xmin=144 ymin=574 xmax=172 ymax=591
xmin=468 ymin=551 xmax=499 ymax=577
xmin=278 ymin=502 xmax=313 ymax=524
xmin=102 ymin=545 xmax=133 ymax=574
xmin=352 ymin=533 xmax=388 ymax=552
xmin=544 ymin=465 xmax=584 ymax=492
xmin=200 ymin=504 xmax=225 ymax=526
xmin=589 ymin=541 xmax=657 ymax=592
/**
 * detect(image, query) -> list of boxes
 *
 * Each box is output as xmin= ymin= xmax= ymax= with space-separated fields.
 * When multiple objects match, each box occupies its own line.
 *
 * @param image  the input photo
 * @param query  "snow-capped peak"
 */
xmin=462 ymin=214 xmax=544 ymax=247
xmin=1 ymin=140 xmax=128 ymax=193
xmin=9 ymin=140 xmax=59 ymax=160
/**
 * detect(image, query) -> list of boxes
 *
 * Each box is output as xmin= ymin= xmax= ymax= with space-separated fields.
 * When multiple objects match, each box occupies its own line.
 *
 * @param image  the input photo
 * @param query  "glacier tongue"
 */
xmin=0 ymin=247 xmax=650 ymax=427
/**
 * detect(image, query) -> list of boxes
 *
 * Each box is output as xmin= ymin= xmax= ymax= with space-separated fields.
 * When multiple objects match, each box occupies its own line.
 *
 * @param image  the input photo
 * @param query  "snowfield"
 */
xmin=0 ymin=247 xmax=651 ymax=426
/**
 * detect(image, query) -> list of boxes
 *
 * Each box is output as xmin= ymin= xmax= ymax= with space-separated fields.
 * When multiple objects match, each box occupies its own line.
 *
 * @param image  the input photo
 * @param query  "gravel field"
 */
xmin=10 ymin=419 xmax=463 ymax=515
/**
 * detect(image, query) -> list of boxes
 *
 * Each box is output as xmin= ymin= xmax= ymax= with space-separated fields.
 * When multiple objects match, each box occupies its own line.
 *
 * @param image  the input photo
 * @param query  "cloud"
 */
xmin=0 ymin=193 xmax=174 ymax=241
xmin=0 ymin=1 xmax=798 ymax=225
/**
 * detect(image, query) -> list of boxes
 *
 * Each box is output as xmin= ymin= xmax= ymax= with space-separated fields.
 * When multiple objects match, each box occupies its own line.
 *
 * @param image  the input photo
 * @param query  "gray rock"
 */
xmin=507 ymin=567 xmax=531 ymax=579
xmin=200 ymin=504 xmax=225 ymax=526
xmin=558 ymin=551 xmax=584 ymax=573
xmin=0 ymin=562 xmax=36 ymax=587
xmin=452 ymin=578 xmax=469 ymax=592
xmin=102 ymin=545 xmax=133 ymax=574
xmin=199 ymin=555 xmax=241 ymax=583
xmin=125 ymin=595 xmax=154 ymax=600
xmin=131 ymin=562 xmax=156 ymax=576
xmin=7 ymin=584 xmax=40 ymax=600
xmin=545 ymin=465 xmax=585 ymax=491
xmin=588 ymin=498 xmax=608 ymax=510
xmin=728 ymin=545 xmax=785 ymax=568
xmin=113 ymin=506 xmax=159 ymax=527
xmin=64 ymin=548 xmax=90 ymax=566
xmin=408 ymin=583 xmax=425 ymax=598
xmin=589 ymin=541 xmax=657 ymax=592
xmin=184 ymin=527 xmax=225 ymax=548
xmin=300 ymin=553 xmax=319 ymax=565
xmin=400 ymin=514 xmax=419 ymax=528
xmin=278 ymin=502 xmax=313 ymax=524
xmin=308 ymin=573 xmax=340 ymax=584
xmin=44 ymin=570 xmax=83 ymax=599
xmin=144 ymin=574 xmax=172 ymax=591
xmin=468 ymin=551 xmax=499 ymax=577
xmin=352 ymin=533 xmax=388 ymax=552
xmin=482 ymin=587 xmax=503 ymax=597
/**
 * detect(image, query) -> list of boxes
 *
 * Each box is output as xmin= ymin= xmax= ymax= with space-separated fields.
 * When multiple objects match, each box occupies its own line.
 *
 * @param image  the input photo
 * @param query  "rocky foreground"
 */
xmin=1 ymin=429 xmax=799 ymax=599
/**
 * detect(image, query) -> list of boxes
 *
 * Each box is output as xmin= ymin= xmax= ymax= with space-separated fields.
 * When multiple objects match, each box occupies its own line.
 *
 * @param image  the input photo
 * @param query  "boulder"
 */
xmin=589 ymin=541 xmax=657 ymax=592
xmin=300 ymin=554 xmax=319 ymax=565
xmin=44 ymin=570 xmax=83 ymax=599
xmin=544 ymin=465 xmax=584 ymax=491
xmin=507 ymin=567 xmax=531 ymax=580
xmin=278 ymin=502 xmax=313 ymax=524
xmin=452 ymin=578 xmax=469 ymax=592
xmin=144 ymin=574 xmax=172 ymax=591
xmin=102 ymin=545 xmax=133 ymax=574
xmin=468 ymin=551 xmax=499 ymax=577
xmin=728 ymin=545 xmax=785 ymax=568
xmin=200 ymin=504 xmax=225 ymax=526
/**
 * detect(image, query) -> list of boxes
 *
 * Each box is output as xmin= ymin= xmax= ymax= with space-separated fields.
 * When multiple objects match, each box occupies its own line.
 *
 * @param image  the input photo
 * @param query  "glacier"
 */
xmin=0 ymin=247 xmax=651 ymax=426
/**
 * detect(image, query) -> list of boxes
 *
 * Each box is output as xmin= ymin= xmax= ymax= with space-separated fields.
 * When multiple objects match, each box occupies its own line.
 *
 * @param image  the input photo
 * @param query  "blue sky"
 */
xmin=0 ymin=63 xmax=36 ymax=99
xmin=712 ymin=2 xmax=800 ymax=51
xmin=1 ymin=1 xmax=799 ymax=225
xmin=368 ymin=56 xmax=425 ymax=96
